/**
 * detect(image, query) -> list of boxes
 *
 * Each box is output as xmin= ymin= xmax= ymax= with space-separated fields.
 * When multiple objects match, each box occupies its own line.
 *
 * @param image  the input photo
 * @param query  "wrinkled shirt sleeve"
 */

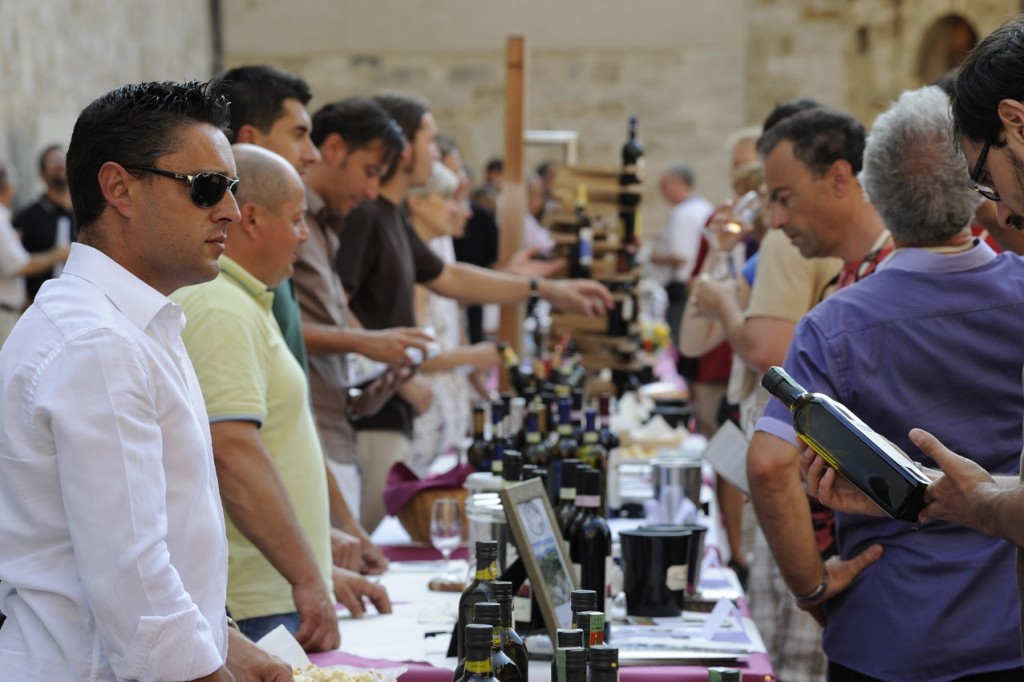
xmin=37 ymin=328 xmax=223 ymax=681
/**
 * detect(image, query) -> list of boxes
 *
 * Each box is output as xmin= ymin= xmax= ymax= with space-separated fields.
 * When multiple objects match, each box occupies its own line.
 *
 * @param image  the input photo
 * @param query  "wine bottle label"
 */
xmin=476 ymin=560 xmax=500 ymax=580
xmin=575 ymin=494 xmax=600 ymax=508
xmin=555 ymin=649 xmax=568 ymax=682
xmin=584 ymin=613 xmax=605 ymax=646
xmin=513 ymin=594 xmax=532 ymax=620
xmin=665 ymin=563 xmax=688 ymax=591
xmin=622 ymin=296 xmax=634 ymax=321
xmin=559 ymin=488 xmax=576 ymax=500
xmin=572 ymin=562 xmax=582 ymax=584
xmin=579 ymin=228 xmax=594 ymax=265
xmin=466 ymin=659 xmax=492 ymax=674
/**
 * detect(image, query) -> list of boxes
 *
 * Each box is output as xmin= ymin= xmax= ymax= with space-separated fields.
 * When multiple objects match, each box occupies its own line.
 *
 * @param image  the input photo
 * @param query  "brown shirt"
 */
xmin=293 ymin=186 xmax=358 ymax=465
xmin=336 ymin=196 xmax=445 ymax=438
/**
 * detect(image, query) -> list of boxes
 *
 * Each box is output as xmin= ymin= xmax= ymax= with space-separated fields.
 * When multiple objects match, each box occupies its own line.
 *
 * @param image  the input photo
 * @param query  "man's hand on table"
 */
xmin=293 ymin=577 xmax=341 ymax=652
xmin=333 ymin=567 xmax=392 ymax=618
xmin=359 ymin=538 xmax=389 ymax=575
xmin=224 ymin=628 xmax=294 ymax=681
xmin=331 ymin=529 xmax=362 ymax=572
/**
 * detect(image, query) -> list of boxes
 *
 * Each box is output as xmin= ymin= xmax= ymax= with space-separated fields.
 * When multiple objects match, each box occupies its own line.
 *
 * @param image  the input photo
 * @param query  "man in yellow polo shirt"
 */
xmin=174 ymin=144 xmax=389 ymax=650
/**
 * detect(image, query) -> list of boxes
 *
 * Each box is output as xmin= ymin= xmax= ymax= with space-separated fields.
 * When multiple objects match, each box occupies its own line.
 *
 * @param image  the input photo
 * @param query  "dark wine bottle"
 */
xmin=617 ymin=116 xmax=644 ymax=274
xmin=588 ymin=645 xmax=619 ymax=682
xmin=489 ymin=581 xmax=529 ymax=681
xmin=550 ymin=397 xmax=578 ymax=494
xmin=487 ymin=402 xmax=507 ymax=476
xmin=461 ymin=623 xmax=496 ymax=682
xmin=467 ymin=405 xmax=490 ymax=472
xmin=455 ymin=602 xmax=523 ymax=682
xmin=556 ymin=459 xmax=581 ymax=538
xmin=569 ymin=469 xmax=612 ymax=634
xmin=550 ymin=629 xmax=585 ymax=682
xmin=597 ymin=394 xmax=620 ymax=451
xmin=576 ymin=408 xmax=609 ymax=513
xmin=570 ymin=185 xmax=593 ymax=279
xmin=457 ymin=541 xmax=500 ymax=660
xmin=522 ymin=411 xmax=550 ymax=467
xmin=570 ymin=590 xmax=597 ymax=630
xmin=577 ymin=610 xmax=606 ymax=650
xmin=562 ymin=648 xmax=588 ymax=682
xmin=502 ymin=451 xmax=523 ymax=484
xmin=762 ymin=366 xmax=929 ymax=521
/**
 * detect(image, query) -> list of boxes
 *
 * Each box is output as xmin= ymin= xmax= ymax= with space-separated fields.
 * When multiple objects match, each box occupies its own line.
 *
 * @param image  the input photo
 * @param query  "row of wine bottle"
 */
xmin=455 ymin=540 xmax=619 ymax=681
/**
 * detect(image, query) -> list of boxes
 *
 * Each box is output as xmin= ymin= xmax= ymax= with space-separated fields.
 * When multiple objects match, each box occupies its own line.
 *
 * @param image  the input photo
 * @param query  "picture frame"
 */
xmin=499 ymin=478 xmax=579 ymax=640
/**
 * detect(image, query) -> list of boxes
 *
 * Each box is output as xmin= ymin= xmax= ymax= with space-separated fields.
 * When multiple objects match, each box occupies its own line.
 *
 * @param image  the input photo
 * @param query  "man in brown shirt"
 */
xmin=298 ymin=97 xmax=434 ymax=551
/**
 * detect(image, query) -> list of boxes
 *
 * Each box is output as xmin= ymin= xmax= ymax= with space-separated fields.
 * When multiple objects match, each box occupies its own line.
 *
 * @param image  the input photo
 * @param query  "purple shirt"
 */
xmin=757 ymin=243 xmax=1024 ymax=680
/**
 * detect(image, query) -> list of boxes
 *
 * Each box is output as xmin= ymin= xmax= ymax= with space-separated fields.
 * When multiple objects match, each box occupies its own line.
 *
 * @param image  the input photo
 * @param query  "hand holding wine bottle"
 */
xmin=910 ymin=428 xmax=1004 ymax=534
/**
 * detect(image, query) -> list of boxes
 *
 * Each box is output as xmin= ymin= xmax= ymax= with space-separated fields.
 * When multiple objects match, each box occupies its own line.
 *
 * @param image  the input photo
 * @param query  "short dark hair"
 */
xmin=951 ymin=16 xmax=1024 ymax=147
xmin=761 ymin=97 xmax=823 ymax=135
xmin=38 ymin=144 xmax=64 ymax=175
xmin=211 ymin=65 xmax=312 ymax=142
xmin=485 ymin=158 xmax=504 ymax=174
xmin=67 ymin=80 xmax=231 ymax=231
xmin=311 ymin=97 xmax=405 ymax=171
xmin=757 ymin=107 xmax=866 ymax=176
xmin=372 ymin=94 xmax=428 ymax=143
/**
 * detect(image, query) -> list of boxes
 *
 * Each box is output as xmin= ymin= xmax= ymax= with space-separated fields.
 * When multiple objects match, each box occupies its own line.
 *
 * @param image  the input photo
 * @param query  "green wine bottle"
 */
xmin=762 ymin=366 xmax=929 ymax=522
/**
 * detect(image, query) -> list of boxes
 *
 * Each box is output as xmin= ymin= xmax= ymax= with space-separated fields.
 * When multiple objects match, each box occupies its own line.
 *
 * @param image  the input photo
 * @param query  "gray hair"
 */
xmin=663 ymin=161 xmax=695 ymax=188
xmin=861 ymin=86 xmax=979 ymax=245
xmin=408 ymin=160 xmax=459 ymax=197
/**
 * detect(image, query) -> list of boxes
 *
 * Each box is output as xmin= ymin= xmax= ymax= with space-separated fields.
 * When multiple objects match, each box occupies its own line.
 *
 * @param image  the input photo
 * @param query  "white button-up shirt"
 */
xmin=0 ymin=243 xmax=229 ymax=681
xmin=0 ymin=204 xmax=29 ymax=309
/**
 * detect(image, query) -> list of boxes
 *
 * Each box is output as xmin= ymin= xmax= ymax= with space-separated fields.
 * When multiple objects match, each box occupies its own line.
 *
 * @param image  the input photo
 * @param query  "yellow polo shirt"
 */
xmin=172 ymin=256 xmax=332 ymax=620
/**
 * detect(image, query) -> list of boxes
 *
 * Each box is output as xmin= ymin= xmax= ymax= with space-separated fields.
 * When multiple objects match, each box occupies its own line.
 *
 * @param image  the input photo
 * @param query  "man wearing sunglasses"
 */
xmin=0 ymin=81 xmax=291 ymax=681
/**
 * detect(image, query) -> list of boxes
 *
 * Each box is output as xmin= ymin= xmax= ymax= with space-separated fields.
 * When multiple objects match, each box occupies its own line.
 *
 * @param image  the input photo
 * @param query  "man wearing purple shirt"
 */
xmin=758 ymin=86 xmax=1024 ymax=681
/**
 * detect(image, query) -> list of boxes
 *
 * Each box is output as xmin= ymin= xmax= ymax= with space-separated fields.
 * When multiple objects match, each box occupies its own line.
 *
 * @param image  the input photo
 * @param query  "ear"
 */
xmin=827 ymin=159 xmax=854 ymax=197
xmin=997 ymin=99 xmax=1024 ymax=144
xmin=320 ymin=133 xmax=349 ymax=165
xmin=238 ymin=201 xmax=261 ymax=239
xmin=406 ymin=193 xmax=424 ymax=215
xmin=235 ymin=124 xmax=262 ymax=145
xmin=97 ymin=162 xmax=134 ymax=219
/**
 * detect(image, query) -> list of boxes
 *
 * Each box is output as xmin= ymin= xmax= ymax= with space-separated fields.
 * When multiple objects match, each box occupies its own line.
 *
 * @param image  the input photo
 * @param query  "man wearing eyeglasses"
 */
xmin=764 ymin=85 xmax=1024 ymax=681
xmin=0 ymin=81 xmax=291 ymax=681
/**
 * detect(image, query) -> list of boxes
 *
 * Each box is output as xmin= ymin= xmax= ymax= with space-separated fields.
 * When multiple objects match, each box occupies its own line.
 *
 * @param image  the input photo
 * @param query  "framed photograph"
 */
xmin=499 ymin=478 xmax=578 ymax=640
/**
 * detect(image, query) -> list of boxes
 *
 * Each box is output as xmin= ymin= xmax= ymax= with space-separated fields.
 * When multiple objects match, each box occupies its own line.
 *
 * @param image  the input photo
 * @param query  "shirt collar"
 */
xmin=217 ymin=255 xmax=275 ymax=311
xmin=62 ymin=242 xmax=180 ymax=333
xmin=879 ymin=239 xmax=998 ymax=274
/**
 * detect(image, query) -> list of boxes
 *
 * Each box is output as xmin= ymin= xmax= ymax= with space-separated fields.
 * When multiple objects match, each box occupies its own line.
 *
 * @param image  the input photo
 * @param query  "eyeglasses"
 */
xmin=968 ymin=141 xmax=1000 ymax=202
xmin=126 ymin=166 xmax=240 ymax=208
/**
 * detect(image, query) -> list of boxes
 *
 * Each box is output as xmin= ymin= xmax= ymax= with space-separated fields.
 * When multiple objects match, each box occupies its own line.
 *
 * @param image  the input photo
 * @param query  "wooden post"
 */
xmin=497 ymin=34 xmax=527 ymax=388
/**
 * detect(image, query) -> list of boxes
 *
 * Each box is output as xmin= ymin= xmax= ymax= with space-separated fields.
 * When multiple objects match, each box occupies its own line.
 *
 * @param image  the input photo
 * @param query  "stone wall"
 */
xmin=221 ymin=0 xmax=1022 ymax=231
xmin=222 ymin=0 xmax=750 ymax=229
xmin=0 ymin=0 xmax=214 ymax=208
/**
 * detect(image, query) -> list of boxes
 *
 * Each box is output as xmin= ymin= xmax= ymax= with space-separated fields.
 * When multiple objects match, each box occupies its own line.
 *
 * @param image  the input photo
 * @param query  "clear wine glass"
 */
xmin=430 ymin=497 xmax=463 ymax=580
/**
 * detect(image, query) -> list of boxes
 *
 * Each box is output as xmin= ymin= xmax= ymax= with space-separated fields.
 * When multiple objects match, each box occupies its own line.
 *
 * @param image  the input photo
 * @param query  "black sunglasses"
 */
xmin=968 ymin=141 xmax=1000 ymax=202
xmin=126 ymin=166 xmax=240 ymax=208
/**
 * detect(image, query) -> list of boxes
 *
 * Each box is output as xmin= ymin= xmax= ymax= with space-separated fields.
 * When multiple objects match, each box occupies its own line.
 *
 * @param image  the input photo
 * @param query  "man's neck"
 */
xmin=379 ymin=173 xmax=412 ymax=204
xmin=45 ymin=188 xmax=71 ymax=211
xmin=837 ymin=199 xmax=888 ymax=265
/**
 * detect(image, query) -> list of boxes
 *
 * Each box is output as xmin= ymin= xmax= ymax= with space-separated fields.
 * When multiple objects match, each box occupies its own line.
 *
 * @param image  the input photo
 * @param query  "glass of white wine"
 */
xmin=430 ymin=497 xmax=463 ymax=580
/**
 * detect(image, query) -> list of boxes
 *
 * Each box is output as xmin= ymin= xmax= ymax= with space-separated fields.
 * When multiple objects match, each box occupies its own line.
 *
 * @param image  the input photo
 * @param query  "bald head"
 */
xmin=228 ymin=143 xmax=309 ymax=288
xmin=232 ymin=143 xmax=303 ymax=213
